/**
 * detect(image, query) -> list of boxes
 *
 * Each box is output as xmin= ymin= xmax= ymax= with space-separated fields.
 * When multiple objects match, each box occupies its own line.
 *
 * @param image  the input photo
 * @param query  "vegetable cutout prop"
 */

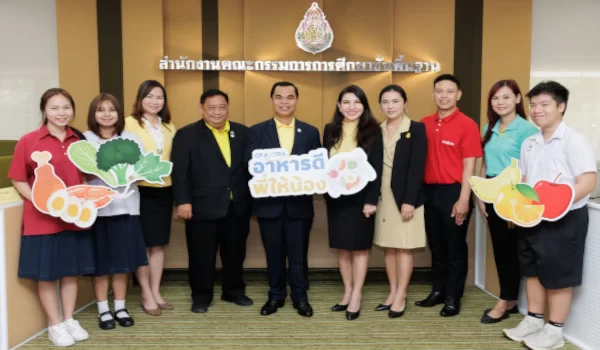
xmin=469 ymin=158 xmax=574 ymax=227
xmin=67 ymin=137 xmax=172 ymax=188
xmin=31 ymin=151 xmax=129 ymax=228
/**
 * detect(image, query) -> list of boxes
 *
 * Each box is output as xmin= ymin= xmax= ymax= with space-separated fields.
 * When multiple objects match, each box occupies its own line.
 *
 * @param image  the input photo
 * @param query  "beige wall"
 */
xmin=54 ymin=0 xmax=532 ymax=276
xmin=161 ymin=0 xmax=457 ymax=269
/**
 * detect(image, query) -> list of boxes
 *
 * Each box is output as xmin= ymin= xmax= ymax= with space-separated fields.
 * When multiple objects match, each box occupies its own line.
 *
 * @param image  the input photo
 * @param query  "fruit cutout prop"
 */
xmin=30 ymin=151 xmax=130 ymax=228
xmin=469 ymin=158 xmax=521 ymax=203
xmin=469 ymin=157 xmax=575 ymax=228
xmin=533 ymin=173 xmax=575 ymax=221
xmin=492 ymin=183 xmax=545 ymax=227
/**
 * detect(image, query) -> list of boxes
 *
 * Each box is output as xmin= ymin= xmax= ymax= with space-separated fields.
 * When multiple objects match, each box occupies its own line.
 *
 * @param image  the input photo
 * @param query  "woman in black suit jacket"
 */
xmin=324 ymin=85 xmax=383 ymax=321
xmin=372 ymin=84 xmax=427 ymax=318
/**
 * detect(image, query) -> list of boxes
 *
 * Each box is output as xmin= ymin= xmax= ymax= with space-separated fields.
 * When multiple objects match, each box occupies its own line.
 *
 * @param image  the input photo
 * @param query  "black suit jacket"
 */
xmin=249 ymin=118 xmax=321 ymax=219
xmin=389 ymin=120 xmax=427 ymax=209
xmin=171 ymin=120 xmax=252 ymax=220
xmin=322 ymin=123 xmax=383 ymax=206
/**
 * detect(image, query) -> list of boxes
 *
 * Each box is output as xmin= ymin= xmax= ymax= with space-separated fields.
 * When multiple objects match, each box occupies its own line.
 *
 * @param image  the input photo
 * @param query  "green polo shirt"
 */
xmin=483 ymin=115 xmax=539 ymax=177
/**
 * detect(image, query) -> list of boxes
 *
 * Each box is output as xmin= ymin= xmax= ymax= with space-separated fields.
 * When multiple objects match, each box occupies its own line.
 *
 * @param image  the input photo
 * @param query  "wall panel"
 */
xmin=56 ymin=0 xmax=99 ymax=131
xmin=321 ymin=0 xmax=393 ymax=125
xmin=219 ymin=0 xmax=245 ymax=124
xmin=121 ymin=0 xmax=165 ymax=115
xmin=163 ymin=0 xmax=203 ymax=127
xmin=481 ymin=0 xmax=532 ymax=296
xmin=392 ymin=0 xmax=456 ymax=121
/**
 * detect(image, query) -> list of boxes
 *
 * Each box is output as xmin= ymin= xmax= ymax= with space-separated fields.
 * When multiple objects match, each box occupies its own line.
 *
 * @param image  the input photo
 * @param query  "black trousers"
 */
xmin=485 ymin=202 xmax=521 ymax=300
xmin=424 ymin=184 xmax=473 ymax=300
xmin=185 ymin=202 xmax=250 ymax=304
xmin=258 ymin=211 xmax=312 ymax=304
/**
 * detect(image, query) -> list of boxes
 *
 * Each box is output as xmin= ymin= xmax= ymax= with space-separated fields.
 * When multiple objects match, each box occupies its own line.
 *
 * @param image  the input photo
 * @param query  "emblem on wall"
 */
xmin=295 ymin=2 xmax=334 ymax=55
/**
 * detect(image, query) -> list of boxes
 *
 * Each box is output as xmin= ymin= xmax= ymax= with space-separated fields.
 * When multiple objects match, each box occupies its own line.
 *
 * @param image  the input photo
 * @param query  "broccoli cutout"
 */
xmin=97 ymin=138 xmax=142 ymax=184
xmin=67 ymin=137 xmax=173 ymax=188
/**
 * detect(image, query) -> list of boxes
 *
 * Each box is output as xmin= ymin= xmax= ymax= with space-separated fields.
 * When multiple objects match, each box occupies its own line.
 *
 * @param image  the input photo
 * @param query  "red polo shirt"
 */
xmin=422 ymin=108 xmax=483 ymax=184
xmin=8 ymin=125 xmax=85 ymax=236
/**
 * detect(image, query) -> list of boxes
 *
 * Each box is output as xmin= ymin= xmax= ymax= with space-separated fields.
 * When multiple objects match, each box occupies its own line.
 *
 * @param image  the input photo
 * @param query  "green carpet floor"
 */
xmin=21 ymin=280 xmax=579 ymax=349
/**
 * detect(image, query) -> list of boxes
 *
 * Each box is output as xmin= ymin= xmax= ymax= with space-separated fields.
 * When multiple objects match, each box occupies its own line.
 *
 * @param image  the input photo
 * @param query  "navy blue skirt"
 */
xmin=92 ymin=215 xmax=148 ymax=276
xmin=19 ymin=230 xmax=96 ymax=281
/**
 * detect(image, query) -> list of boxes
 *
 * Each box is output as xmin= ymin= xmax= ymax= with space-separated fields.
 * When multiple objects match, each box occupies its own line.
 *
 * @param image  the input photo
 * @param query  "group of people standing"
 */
xmin=9 ymin=80 xmax=176 ymax=347
xmin=9 ymin=73 xmax=596 ymax=350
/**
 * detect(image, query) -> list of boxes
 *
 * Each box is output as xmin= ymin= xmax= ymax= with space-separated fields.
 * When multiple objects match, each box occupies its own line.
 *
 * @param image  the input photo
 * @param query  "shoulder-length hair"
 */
xmin=130 ymin=80 xmax=172 ymax=129
xmin=39 ymin=88 xmax=76 ymax=124
xmin=87 ymin=93 xmax=125 ymax=137
xmin=325 ymin=85 xmax=380 ymax=151
xmin=482 ymin=79 xmax=527 ymax=147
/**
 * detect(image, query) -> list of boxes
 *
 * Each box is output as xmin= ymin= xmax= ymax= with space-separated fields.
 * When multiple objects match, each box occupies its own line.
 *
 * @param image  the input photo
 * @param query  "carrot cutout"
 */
xmin=31 ymin=151 xmax=131 ymax=228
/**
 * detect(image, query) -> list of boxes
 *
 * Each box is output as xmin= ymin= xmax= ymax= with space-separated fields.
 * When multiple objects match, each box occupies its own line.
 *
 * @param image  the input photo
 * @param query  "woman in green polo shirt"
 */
xmin=478 ymin=79 xmax=538 ymax=324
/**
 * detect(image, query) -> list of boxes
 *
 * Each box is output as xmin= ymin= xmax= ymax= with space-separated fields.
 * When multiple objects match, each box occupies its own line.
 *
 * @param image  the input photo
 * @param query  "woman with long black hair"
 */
xmin=324 ymin=85 xmax=383 ymax=321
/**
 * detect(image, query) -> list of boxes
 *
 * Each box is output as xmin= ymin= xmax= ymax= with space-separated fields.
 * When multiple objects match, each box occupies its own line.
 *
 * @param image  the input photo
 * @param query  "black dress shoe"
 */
xmin=374 ymin=304 xmax=391 ymax=311
xmin=440 ymin=297 xmax=461 ymax=317
xmin=114 ymin=309 xmax=134 ymax=327
xmin=191 ymin=302 xmax=209 ymax=313
xmin=293 ymin=302 xmax=313 ymax=317
xmin=221 ymin=294 xmax=254 ymax=306
xmin=346 ymin=309 xmax=360 ymax=320
xmin=415 ymin=292 xmax=446 ymax=307
xmin=98 ymin=311 xmax=115 ymax=330
xmin=260 ymin=299 xmax=284 ymax=316
xmin=331 ymin=303 xmax=348 ymax=312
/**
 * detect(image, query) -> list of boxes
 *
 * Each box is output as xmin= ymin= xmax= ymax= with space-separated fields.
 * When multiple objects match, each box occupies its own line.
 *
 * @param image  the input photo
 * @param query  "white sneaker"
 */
xmin=503 ymin=315 xmax=544 ymax=342
xmin=48 ymin=323 xmax=75 ymax=347
xmin=523 ymin=324 xmax=565 ymax=350
xmin=64 ymin=318 xmax=89 ymax=341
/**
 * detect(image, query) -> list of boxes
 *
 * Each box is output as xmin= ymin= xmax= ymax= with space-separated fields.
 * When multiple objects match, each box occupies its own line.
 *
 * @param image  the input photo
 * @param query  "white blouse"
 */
xmin=142 ymin=116 xmax=165 ymax=155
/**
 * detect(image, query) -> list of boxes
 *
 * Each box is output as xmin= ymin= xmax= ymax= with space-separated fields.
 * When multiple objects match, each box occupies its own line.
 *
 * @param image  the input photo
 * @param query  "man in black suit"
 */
xmin=250 ymin=81 xmax=321 ymax=317
xmin=172 ymin=89 xmax=253 ymax=313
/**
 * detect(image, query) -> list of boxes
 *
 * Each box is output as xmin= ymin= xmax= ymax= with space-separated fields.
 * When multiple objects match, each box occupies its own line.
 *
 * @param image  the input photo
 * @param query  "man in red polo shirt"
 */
xmin=415 ymin=74 xmax=483 ymax=316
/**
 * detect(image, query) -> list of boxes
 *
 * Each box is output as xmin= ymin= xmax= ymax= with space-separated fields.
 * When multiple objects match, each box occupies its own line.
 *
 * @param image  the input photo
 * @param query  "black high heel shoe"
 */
xmin=374 ymin=304 xmax=391 ymax=311
xmin=388 ymin=308 xmax=406 ymax=318
xmin=331 ymin=303 xmax=348 ymax=312
xmin=346 ymin=309 xmax=360 ymax=320
xmin=388 ymin=298 xmax=407 ymax=318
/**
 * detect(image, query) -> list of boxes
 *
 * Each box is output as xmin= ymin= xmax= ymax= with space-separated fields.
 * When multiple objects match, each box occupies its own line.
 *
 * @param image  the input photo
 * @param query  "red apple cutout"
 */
xmin=533 ymin=173 xmax=575 ymax=221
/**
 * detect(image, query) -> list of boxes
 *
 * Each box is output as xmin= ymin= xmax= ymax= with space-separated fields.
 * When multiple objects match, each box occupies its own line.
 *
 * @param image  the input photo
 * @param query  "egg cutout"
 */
xmin=46 ymin=189 xmax=69 ymax=217
xmin=75 ymin=201 xmax=98 ymax=228
xmin=60 ymin=196 xmax=82 ymax=223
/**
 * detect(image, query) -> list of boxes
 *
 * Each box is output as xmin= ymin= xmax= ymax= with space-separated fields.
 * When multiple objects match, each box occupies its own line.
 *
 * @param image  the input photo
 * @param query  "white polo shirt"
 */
xmin=519 ymin=121 xmax=597 ymax=210
xmin=83 ymin=130 xmax=143 ymax=217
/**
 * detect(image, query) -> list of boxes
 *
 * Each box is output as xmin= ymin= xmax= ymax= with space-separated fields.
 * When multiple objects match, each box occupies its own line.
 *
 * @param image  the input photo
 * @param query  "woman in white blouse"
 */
xmin=125 ymin=80 xmax=177 ymax=316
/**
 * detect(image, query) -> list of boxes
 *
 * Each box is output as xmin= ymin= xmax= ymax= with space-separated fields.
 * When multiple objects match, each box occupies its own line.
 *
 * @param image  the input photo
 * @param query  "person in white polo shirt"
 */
xmin=503 ymin=81 xmax=597 ymax=350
